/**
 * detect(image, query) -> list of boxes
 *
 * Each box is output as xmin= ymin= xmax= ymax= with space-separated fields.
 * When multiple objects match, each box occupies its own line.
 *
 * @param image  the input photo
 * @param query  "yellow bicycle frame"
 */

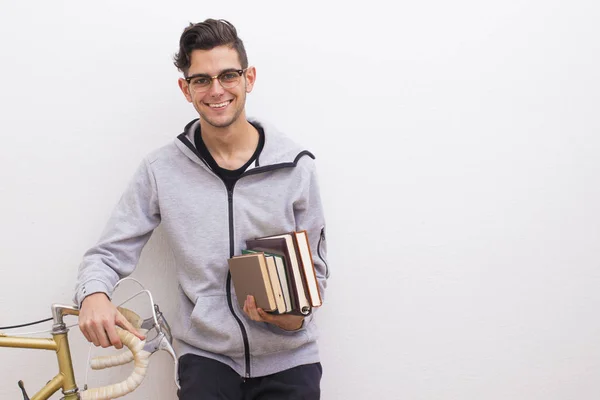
xmin=0 ymin=305 xmax=80 ymax=399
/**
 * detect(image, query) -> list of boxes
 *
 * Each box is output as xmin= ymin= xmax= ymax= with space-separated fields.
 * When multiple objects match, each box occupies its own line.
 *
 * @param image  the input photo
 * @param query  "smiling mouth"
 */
xmin=206 ymin=100 xmax=232 ymax=109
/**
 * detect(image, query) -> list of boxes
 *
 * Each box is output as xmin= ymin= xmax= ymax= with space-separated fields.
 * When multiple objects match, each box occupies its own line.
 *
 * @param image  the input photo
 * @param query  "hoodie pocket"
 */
xmin=184 ymin=295 xmax=245 ymax=358
xmin=246 ymin=317 xmax=312 ymax=356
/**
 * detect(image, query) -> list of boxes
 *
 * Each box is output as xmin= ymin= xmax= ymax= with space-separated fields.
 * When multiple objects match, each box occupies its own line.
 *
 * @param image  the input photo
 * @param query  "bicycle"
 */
xmin=0 ymin=278 xmax=180 ymax=399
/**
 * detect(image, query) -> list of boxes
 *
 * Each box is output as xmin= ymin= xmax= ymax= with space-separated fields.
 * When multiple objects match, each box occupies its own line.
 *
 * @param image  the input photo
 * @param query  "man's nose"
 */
xmin=207 ymin=77 xmax=225 ymax=96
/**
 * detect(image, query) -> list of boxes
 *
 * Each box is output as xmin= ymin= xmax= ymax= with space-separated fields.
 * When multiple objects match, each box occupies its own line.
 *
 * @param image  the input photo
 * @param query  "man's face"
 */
xmin=178 ymin=46 xmax=255 ymax=129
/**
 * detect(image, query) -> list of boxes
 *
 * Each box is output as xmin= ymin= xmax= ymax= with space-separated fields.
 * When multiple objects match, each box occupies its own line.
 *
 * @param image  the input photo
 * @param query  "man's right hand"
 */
xmin=78 ymin=292 xmax=145 ymax=349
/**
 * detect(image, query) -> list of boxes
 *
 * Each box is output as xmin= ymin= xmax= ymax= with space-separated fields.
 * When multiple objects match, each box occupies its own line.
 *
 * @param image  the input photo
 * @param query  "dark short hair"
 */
xmin=173 ymin=19 xmax=248 ymax=76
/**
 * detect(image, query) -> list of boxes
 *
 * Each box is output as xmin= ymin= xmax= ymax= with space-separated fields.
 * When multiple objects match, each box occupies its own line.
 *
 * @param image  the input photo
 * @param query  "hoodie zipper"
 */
xmin=176 ymin=131 xmax=316 ymax=379
xmin=317 ymin=227 xmax=330 ymax=279
xmin=225 ymin=183 xmax=251 ymax=379
xmin=223 ymin=162 xmax=315 ymax=379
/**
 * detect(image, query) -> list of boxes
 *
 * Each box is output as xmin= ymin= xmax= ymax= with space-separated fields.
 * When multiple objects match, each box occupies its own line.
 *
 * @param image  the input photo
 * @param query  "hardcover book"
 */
xmin=242 ymin=250 xmax=289 ymax=313
xmin=246 ymin=230 xmax=321 ymax=315
xmin=227 ymin=252 xmax=277 ymax=312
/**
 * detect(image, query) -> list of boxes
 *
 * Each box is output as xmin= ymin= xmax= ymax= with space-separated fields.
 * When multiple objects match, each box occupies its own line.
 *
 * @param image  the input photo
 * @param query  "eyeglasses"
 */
xmin=185 ymin=68 xmax=248 ymax=93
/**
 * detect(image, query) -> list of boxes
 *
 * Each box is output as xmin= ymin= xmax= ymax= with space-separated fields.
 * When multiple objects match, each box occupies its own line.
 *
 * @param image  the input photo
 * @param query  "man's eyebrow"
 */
xmin=186 ymin=68 xmax=241 ymax=79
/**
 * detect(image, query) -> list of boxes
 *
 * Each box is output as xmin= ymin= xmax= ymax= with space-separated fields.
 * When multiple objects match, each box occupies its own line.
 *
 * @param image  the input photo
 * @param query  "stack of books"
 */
xmin=228 ymin=230 xmax=322 ymax=316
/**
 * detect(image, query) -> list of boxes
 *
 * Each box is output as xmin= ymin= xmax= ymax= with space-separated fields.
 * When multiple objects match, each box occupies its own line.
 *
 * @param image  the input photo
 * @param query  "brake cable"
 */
xmin=0 ymin=317 xmax=53 ymax=330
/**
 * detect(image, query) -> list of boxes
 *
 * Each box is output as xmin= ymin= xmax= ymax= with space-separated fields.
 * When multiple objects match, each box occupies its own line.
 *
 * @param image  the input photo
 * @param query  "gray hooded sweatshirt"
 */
xmin=74 ymin=118 xmax=329 ymax=378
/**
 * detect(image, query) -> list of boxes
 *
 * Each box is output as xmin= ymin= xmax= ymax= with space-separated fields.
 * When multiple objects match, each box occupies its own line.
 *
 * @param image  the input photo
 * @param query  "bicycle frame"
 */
xmin=1 ymin=279 xmax=179 ymax=400
xmin=0 ymin=304 xmax=81 ymax=399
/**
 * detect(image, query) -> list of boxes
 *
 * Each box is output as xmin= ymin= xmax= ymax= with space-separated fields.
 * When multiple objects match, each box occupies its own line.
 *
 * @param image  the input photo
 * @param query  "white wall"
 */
xmin=1 ymin=0 xmax=599 ymax=399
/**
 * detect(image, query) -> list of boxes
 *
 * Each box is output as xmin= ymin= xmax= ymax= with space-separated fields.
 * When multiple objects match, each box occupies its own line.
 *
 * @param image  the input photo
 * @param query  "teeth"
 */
xmin=208 ymin=101 xmax=230 ymax=108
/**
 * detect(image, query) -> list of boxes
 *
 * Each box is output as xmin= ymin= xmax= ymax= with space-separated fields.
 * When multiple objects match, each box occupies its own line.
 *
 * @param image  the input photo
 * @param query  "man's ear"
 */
xmin=244 ymin=66 xmax=256 ymax=93
xmin=178 ymin=78 xmax=193 ymax=102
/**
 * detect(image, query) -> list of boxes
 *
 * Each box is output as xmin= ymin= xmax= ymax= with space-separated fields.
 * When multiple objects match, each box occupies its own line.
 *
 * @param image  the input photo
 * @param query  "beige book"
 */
xmin=243 ymin=249 xmax=288 ymax=313
xmin=293 ymin=230 xmax=322 ymax=307
xmin=243 ymin=249 xmax=292 ymax=313
xmin=228 ymin=253 xmax=276 ymax=312
xmin=264 ymin=255 xmax=287 ymax=313
xmin=269 ymin=254 xmax=293 ymax=312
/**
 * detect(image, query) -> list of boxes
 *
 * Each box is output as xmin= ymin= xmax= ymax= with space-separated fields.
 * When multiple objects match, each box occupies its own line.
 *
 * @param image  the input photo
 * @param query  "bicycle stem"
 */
xmin=50 ymin=304 xmax=79 ymax=334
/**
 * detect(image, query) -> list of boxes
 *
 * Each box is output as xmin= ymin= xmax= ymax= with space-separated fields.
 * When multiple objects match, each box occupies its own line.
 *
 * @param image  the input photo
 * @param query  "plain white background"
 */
xmin=1 ymin=0 xmax=599 ymax=399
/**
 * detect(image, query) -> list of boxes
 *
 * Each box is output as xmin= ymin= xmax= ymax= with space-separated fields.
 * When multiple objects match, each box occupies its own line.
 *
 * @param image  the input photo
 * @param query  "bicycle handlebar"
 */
xmin=86 ymin=306 xmax=145 ymax=370
xmin=58 ymin=281 xmax=180 ymax=398
xmin=80 ymin=328 xmax=151 ymax=400
xmin=89 ymin=344 xmax=135 ymax=370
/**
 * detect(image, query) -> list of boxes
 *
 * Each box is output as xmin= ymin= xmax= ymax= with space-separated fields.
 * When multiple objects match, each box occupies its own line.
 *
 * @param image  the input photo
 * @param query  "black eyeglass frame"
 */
xmin=184 ymin=68 xmax=249 ymax=91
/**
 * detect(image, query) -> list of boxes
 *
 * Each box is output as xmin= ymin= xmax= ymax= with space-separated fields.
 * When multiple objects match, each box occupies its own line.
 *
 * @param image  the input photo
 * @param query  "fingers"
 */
xmin=79 ymin=320 xmax=94 ymax=344
xmin=96 ymin=320 xmax=113 ymax=348
xmin=81 ymin=323 xmax=100 ymax=347
xmin=116 ymin=312 xmax=146 ymax=340
xmin=80 ymin=318 xmax=110 ymax=347
xmin=242 ymin=296 xmax=303 ymax=330
xmin=79 ymin=306 xmax=127 ymax=348
xmin=257 ymin=308 xmax=274 ymax=324
xmin=104 ymin=320 xmax=122 ymax=349
xmin=78 ymin=293 xmax=116 ymax=348
xmin=244 ymin=295 xmax=263 ymax=322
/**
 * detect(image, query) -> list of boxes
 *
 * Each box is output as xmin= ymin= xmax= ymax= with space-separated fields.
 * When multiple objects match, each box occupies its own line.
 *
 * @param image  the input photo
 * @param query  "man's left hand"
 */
xmin=243 ymin=295 xmax=304 ymax=331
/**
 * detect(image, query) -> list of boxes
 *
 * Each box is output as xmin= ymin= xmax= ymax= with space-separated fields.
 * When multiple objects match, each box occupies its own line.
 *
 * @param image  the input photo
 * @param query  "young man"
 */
xmin=74 ymin=19 xmax=329 ymax=399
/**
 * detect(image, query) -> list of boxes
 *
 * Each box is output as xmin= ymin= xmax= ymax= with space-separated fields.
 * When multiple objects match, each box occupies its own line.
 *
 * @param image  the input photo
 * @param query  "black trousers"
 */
xmin=177 ymin=354 xmax=322 ymax=400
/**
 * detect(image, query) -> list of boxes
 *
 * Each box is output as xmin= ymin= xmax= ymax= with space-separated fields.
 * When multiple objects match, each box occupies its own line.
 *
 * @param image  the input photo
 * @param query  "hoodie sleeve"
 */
xmin=293 ymin=157 xmax=329 ymax=305
xmin=73 ymin=158 xmax=161 ymax=307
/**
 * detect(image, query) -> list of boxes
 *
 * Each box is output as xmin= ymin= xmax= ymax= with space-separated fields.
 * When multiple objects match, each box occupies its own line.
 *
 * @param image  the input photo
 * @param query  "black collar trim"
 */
xmin=177 ymin=132 xmax=314 ymax=175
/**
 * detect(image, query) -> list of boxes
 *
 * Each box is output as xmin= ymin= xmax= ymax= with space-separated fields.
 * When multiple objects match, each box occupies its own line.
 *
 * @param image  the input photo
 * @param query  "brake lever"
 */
xmin=112 ymin=280 xmax=181 ymax=391
xmin=139 ymin=304 xmax=180 ymax=390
